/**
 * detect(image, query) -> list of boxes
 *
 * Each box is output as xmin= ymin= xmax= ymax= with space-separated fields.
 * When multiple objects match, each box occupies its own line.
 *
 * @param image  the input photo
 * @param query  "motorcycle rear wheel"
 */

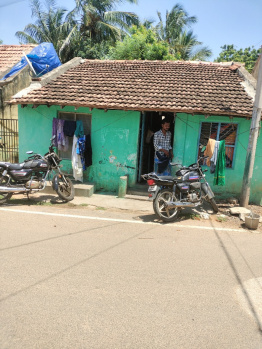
xmin=53 ymin=175 xmax=75 ymax=201
xmin=153 ymin=189 xmax=179 ymax=222
xmin=0 ymin=176 xmax=13 ymax=204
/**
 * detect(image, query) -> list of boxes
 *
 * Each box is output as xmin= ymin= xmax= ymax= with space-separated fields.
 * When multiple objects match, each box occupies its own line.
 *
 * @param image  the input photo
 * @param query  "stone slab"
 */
xmin=229 ymin=207 xmax=251 ymax=215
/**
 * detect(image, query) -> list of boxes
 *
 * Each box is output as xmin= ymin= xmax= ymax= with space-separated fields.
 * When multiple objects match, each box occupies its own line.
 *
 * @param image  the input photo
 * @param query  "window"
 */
xmin=198 ymin=122 xmax=238 ymax=168
xmin=58 ymin=112 xmax=91 ymax=159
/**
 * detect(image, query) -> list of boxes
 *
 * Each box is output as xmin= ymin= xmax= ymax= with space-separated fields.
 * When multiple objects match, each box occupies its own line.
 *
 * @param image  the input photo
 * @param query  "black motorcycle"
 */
xmin=0 ymin=136 xmax=74 ymax=204
xmin=142 ymin=156 xmax=218 ymax=222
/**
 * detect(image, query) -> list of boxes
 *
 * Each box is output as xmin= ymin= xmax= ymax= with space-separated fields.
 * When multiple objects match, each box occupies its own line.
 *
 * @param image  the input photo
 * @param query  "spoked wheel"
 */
xmin=153 ymin=189 xmax=179 ymax=222
xmin=53 ymin=175 xmax=75 ymax=201
xmin=0 ymin=176 xmax=13 ymax=204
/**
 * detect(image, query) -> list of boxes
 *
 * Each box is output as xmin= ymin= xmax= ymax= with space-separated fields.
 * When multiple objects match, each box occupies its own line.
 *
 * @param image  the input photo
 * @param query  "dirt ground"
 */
xmin=205 ymin=199 xmax=262 ymax=233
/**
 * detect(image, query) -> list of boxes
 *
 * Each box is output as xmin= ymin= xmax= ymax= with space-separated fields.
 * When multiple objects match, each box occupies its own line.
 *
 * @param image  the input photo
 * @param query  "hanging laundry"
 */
xmin=77 ymin=135 xmax=86 ymax=170
xmin=84 ymin=134 xmax=92 ymax=168
xmin=57 ymin=119 xmax=69 ymax=152
xmin=75 ymin=120 xmax=84 ymax=138
xmin=214 ymin=140 xmax=226 ymax=186
xmin=63 ymin=120 xmax=76 ymax=137
xmin=210 ymin=141 xmax=220 ymax=174
xmin=204 ymin=139 xmax=216 ymax=166
xmin=52 ymin=118 xmax=68 ymax=151
xmin=72 ymin=135 xmax=83 ymax=182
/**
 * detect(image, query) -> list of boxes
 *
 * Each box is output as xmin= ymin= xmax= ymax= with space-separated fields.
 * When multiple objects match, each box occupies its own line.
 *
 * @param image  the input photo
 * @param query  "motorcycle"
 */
xmin=0 ymin=136 xmax=74 ymax=204
xmin=142 ymin=156 xmax=218 ymax=222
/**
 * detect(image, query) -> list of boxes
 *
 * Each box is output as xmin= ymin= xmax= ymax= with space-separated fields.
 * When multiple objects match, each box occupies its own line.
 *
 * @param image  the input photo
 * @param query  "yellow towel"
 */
xmin=204 ymin=139 xmax=216 ymax=166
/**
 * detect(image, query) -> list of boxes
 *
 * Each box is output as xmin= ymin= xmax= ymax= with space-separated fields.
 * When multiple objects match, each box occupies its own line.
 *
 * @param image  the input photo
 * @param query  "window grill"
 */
xmin=0 ymin=119 xmax=19 ymax=163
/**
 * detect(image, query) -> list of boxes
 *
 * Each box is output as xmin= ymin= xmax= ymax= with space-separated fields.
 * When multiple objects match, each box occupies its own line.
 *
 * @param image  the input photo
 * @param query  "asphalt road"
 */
xmin=0 ymin=206 xmax=262 ymax=349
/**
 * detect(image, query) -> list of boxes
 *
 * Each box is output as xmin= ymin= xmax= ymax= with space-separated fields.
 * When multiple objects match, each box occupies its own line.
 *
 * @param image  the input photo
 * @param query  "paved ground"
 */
xmin=0 ymin=203 xmax=262 ymax=348
xmin=4 ymin=190 xmax=262 ymax=233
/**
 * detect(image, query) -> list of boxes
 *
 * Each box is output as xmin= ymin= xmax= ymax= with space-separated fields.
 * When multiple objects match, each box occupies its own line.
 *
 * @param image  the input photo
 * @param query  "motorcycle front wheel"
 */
xmin=153 ymin=189 xmax=179 ymax=222
xmin=53 ymin=175 xmax=75 ymax=201
xmin=207 ymin=197 xmax=219 ymax=213
xmin=0 ymin=176 xmax=13 ymax=204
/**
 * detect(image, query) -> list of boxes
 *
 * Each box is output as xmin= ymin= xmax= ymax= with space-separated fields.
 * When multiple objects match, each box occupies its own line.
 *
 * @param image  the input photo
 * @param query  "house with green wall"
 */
xmin=10 ymin=59 xmax=262 ymax=205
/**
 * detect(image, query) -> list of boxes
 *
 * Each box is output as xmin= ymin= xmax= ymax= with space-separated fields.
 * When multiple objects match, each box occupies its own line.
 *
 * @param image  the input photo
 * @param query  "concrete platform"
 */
xmin=43 ymin=182 xmax=95 ymax=197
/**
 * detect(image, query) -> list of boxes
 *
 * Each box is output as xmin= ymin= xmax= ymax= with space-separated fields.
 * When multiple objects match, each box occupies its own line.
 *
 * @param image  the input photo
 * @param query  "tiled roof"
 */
xmin=0 ymin=44 xmax=36 ymax=73
xmin=11 ymin=60 xmax=254 ymax=117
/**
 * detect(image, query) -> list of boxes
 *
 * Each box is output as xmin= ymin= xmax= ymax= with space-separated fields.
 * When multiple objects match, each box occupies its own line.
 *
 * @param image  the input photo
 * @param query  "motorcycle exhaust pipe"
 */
xmin=167 ymin=202 xmax=196 ymax=208
xmin=0 ymin=186 xmax=29 ymax=192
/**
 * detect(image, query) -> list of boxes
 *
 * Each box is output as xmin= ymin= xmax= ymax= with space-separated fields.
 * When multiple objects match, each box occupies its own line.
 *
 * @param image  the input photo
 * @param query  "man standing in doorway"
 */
xmin=153 ymin=117 xmax=173 ymax=175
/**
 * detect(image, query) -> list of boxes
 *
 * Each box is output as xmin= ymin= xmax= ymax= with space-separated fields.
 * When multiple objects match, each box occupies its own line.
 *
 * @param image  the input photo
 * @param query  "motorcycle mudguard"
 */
xmin=52 ymin=175 xmax=59 ymax=191
xmin=201 ymin=182 xmax=214 ymax=199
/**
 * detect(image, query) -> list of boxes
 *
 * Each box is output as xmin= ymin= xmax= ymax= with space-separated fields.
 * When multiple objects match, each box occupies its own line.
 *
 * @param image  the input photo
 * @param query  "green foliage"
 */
xmin=215 ymin=44 xmax=260 ymax=72
xmin=0 ymin=39 xmax=3 ymax=45
xmin=155 ymin=4 xmax=212 ymax=61
xmin=15 ymin=0 xmax=77 ymax=63
xmin=76 ymin=38 xmax=111 ymax=59
xmin=110 ymin=25 xmax=177 ymax=60
xmin=75 ymin=0 xmax=138 ymax=44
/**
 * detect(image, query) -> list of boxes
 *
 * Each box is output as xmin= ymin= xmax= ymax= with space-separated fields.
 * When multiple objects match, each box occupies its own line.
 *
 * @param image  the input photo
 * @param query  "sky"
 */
xmin=0 ymin=0 xmax=261 ymax=60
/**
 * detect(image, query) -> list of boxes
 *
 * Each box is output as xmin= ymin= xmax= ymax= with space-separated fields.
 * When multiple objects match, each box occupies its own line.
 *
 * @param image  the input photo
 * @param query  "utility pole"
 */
xmin=240 ymin=48 xmax=262 ymax=207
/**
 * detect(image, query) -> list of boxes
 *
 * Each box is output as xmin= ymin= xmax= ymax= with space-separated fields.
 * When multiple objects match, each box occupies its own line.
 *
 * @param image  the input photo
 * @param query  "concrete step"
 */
xmin=127 ymin=185 xmax=148 ymax=197
xmin=43 ymin=182 xmax=95 ymax=197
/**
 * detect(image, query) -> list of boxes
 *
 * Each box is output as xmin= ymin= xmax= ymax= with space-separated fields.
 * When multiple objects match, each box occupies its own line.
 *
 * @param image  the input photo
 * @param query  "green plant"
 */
xmin=216 ymin=215 xmax=228 ymax=223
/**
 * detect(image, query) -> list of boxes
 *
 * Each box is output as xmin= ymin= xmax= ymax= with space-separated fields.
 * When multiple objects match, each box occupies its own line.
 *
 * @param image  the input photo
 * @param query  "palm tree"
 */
xmin=15 ymin=0 xmax=77 ymax=62
xmin=175 ymin=30 xmax=212 ymax=61
xmin=156 ymin=4 xmax=196 ymax=44
xmin=75 ymin=0 xmax=139 ymax=43
xmin=156 ymin=4 xmax=212 ymax=61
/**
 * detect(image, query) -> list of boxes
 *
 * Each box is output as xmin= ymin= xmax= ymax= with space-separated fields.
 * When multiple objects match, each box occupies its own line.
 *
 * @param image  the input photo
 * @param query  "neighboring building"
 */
xmin=0 ymin=44 xmax=36 ymax=162
xmin=0 ymin=44 xmax=36 ymax=119
xmin=9 ymin=59 xmax=262 ymax=204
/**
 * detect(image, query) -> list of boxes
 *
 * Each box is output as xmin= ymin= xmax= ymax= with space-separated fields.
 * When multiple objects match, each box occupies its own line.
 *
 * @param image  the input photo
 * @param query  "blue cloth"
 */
xmin=154 ymin=156 xmax=171 ymax=176
xmin=77 ymin=136 xmax=86 ymax=170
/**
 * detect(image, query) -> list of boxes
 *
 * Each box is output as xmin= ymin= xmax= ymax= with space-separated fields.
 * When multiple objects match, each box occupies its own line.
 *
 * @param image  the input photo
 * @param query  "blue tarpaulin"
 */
xmin=1 ymin=42 xmax=61 ymax=81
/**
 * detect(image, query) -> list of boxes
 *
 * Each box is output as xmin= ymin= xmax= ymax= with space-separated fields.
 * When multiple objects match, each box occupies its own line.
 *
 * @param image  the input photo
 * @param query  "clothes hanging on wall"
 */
xmin=203 ymin=139 xmax=216 ymax=166
xmin=210 ymin=141 xmax=220 ymax=174
xmin=52 ymin=118 xmax=92 ymax=180
xmin=75 ymin=120 xmax=84 ymax=138
xmin=63 ymin=120 xmax=76 ymax=137
xmin=77 ymin=135 xmax=86 ymax=170
xmin=214 ymin=140 xmax=226 ymax=186
xmin=72 ymin=135 xmax=83 ymax=182
xmin=52 ymin=118 xmax=69 ymax=151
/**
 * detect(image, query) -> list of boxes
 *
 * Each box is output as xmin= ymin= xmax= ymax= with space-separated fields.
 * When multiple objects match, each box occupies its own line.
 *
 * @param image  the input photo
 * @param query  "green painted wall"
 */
xmin=18 ymin=105 xmax=140 ymax=192
xmin=173 ymin=113 xmax=262 ymax=205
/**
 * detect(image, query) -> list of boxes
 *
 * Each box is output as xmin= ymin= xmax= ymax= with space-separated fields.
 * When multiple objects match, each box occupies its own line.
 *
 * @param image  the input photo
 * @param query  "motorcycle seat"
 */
xmin=157 ymin=176 xmax=174 ymax=181
xmin=8 ymin=163 xmax=25 ymax=170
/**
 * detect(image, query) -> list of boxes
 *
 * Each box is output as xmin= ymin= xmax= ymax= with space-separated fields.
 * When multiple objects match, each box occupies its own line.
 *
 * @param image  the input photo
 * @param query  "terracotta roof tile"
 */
xmin=0 ymin=44 xmax=37 ymax=72
xmin=12 ymin=60 xmax=254 ymax=117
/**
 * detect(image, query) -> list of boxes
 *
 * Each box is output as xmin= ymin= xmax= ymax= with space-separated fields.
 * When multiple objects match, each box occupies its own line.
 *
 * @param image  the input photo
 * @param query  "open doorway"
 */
xmin=137 ymin=112 xmax=174 ymax=182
